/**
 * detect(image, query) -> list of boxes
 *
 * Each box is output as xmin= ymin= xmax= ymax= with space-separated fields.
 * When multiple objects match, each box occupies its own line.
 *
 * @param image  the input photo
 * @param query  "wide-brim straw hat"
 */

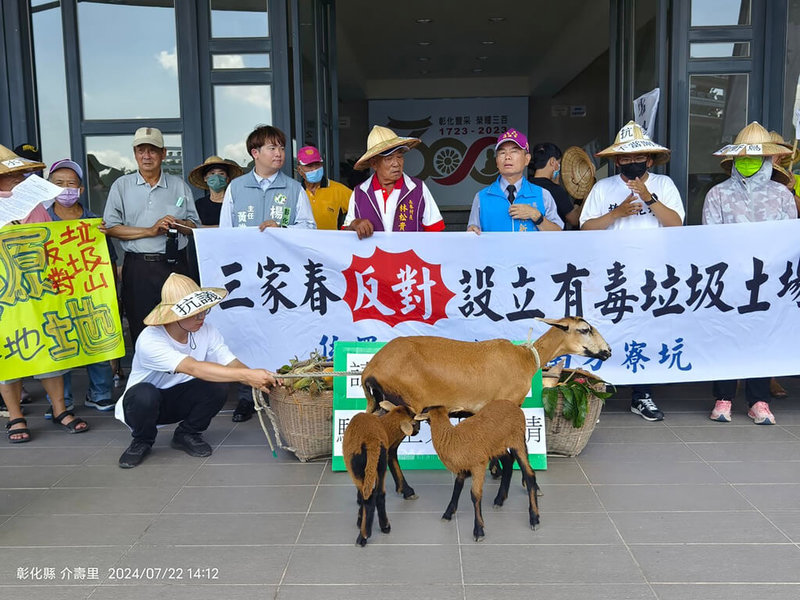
xmin=188 ymin=156 xmax=243 ymax=189
xmin=713 ymin=121 xmax=792 ymax=158
xmin=354 ymin=126 xmax=420 ymax=171
xmin=768 ymin=130 xmax=799 ymax=168
xmin=595 ymin=121 xmax=671 ymax=166
xmin=144 ymin=273 xmax=227 ymax=326
xmin=561 ymin=146 xmax=596 ymax=200
xmin=720 ymin=130 xmax=795 ymax=187
xmin=0 ymin=144 xmax=46 ymax=176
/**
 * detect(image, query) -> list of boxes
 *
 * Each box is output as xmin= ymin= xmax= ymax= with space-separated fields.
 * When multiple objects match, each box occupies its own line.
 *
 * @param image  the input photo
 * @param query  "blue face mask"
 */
xmin=305 ymin=167 xmax=324 ymax=183
xmin=552 ymin=168 xmax=561 ymax=181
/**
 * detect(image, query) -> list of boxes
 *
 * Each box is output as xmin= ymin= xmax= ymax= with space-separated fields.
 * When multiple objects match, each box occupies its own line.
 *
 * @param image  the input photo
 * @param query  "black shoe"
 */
xmin=232 ymin=399 xmax=255 ymax=422
xmin=631 ymin=394 xmax=664 ymax=421
xmin=119 ymin=440 xmax=152 ymax=468
xmin=85 ymin=397 xmax=116 ymax=412
xmin=171 ymin=432 xmax=212 ymax=457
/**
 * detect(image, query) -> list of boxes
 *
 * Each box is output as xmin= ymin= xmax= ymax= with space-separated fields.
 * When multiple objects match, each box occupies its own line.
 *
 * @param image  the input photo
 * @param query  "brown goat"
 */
xmin=342 ymin=401 xmax=418 ymax=546
xmin=417 ymin=399 xmax=540 ymax=541
xmin=362 ymin=317 xmax=611 ymax=417
xmin=361 ymin=316 xmax=611 ymax=494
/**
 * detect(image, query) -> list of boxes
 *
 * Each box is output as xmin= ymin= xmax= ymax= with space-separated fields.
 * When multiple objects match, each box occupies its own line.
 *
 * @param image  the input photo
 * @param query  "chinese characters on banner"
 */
xmin=194 ymin=220 xmax=800 ymax=387
xmin=368 ymin=97 xmax=528 ymax=207
xmin=328 ymin=341 xmax=546 ymax=472
xmin=0 ymin=219 xmax=124 ymax=380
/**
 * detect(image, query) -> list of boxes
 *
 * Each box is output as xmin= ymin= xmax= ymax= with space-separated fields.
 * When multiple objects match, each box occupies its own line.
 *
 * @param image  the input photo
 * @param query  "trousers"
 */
xmin=712 ymin=378 xmax=770 ymax=407
xmin=122 ymin=379 xmax=227 ymax=444
xmin=121 ymin=252 xmax=190 ymax=344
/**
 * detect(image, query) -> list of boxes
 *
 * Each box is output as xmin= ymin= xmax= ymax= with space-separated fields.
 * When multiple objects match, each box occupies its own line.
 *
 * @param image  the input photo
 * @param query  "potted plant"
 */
xmin=541 ymin=362 xmax=613 ymax=457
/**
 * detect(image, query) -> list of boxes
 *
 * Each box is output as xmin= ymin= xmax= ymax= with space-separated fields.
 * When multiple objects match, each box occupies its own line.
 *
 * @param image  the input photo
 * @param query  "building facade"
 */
xmin=1 ymin=0 xmax=797 ymax=224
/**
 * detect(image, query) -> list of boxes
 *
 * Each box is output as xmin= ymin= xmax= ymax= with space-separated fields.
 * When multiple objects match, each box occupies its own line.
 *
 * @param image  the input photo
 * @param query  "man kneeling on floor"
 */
xmin=116 ymin=273 xmax=278 ymax=468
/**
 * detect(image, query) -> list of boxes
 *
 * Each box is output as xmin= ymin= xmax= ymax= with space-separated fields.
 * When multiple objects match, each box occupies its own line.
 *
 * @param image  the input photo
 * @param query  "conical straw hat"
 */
xmin=561 ymin=146 xmax=596 ymax=200
xmin=0 ymin=144 xmax=46 ymax=176
xmin=354 ymin=126 xmax=420 ymax=170
xmin=713 ymin=122 xmax=792 ymax=157
xmin=595 ymin=121 xmax=671 ymax=165
xmin=143 ymin=273 xmax=227 ymax=326
xmin=188 ymin=155 xmax=243 ymax=189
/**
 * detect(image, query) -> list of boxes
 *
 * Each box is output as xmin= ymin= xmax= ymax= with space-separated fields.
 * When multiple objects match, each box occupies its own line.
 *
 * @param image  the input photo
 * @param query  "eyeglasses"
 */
xmin=193 ymin=309 xmax=211 ymax=320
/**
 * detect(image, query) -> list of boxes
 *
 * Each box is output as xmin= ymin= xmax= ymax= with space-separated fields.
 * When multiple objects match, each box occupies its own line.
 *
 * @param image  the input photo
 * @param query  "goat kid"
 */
xmin=342 ymin=401 xmax=418 ymax=546
xmin=417 ymin=399 xmax=540 ymax=542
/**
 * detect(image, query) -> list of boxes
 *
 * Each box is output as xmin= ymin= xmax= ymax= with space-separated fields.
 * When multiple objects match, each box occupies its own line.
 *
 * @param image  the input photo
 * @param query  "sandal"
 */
xmin=52 ymin=410 xmax=90 ymax=434
xmin=6 ymin=418 xmax=31 ymax=444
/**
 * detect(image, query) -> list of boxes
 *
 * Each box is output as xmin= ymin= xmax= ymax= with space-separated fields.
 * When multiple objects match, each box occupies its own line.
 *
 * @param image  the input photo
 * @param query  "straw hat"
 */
xmin=713 ymin=122 xmax=792 ymax=158
xmin=0 ymin=144 xmax=46 ymax=176
xmin=560 ymin=146 xmax=596 ymax=200
xmin=354 ymin=126 xmax=420 ymax=171
xmin=768 ymin=130 xmax=799 ymax=168
xmin=595 ymin=121 xmax=671 ymax=165
xmin=143 ymin=273 xmax=227 ymax=326
xmin=188 ymin=156 xmax=243 ymax=189
xmin=719 ymin=130 xmax=795 ymax=186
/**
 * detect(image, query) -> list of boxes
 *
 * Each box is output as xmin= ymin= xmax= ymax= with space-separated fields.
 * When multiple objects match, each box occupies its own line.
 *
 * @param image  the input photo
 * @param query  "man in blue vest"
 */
xmin=467 ymin=128 xmax=564 ymax=233
xmin=219 ymin=125 xmax=316 ymax=230
xmin=218 ymin=125 xmax=314 ymax=422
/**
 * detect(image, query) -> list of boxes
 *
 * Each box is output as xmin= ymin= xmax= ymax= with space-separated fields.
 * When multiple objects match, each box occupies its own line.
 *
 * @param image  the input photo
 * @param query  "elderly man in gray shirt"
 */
xmin=102 ymin=127 xmax=200 ymax=343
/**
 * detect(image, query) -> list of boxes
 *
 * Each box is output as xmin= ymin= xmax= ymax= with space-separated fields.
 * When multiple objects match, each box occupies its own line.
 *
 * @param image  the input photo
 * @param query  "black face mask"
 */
xmin=619 ymin=160 xmax=648 ymax=180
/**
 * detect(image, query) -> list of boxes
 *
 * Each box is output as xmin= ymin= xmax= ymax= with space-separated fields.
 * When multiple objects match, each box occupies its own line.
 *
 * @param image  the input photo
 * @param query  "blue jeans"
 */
xmin=48 ymin=362 xmax=113 ymax=405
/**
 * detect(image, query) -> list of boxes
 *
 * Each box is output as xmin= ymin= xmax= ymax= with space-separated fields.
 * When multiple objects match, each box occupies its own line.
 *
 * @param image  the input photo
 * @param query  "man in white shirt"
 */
xmin=116 ymin=274 xmax=278 ymax=468
xmin=580 ymin=121 xmax=685 ymax=422
xmin=343 ymin=125 xmax=445 ymax=238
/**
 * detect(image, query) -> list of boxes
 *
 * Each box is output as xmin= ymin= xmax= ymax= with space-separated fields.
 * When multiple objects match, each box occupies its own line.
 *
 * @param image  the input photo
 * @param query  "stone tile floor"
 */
xmin=1 ymin=373 xmax=800 ymax=599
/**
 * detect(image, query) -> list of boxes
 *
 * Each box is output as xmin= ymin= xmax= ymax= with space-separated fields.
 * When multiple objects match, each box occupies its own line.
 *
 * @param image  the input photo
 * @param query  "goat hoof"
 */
xmin=380 ymin=524 xmax=391 ymax=534
xmin=356 ymin=535 xmax=368 ymax=547
xmin=441 ymin=513 xmax=453 ymax=522
xmin=403 ymin=492 xmax=418 ymax=500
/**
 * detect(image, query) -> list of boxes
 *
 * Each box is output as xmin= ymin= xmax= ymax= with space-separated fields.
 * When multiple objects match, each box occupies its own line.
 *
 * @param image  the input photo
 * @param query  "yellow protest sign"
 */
xmin=0 ymin=218 xmax=124 ymax=379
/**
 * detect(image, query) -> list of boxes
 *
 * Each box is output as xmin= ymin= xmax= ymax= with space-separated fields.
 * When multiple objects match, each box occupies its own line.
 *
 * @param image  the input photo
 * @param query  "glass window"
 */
xmin=633 ymin=0 xmax=658 ymax=99
xmin=691 ymin=0 xmax=750 ymax=27
xmin=77 ymin=1 xmax=180 ymax=119
xmin=211 ymin=0 xmax=268 ymax=38
xmin=213 ymin=85 xmax=271 ymax=168
xmin=85 ymin=133 xmax=182 ymax=214
xmin=687 ymin=73 xmax=749 ymax=224
xmin=31 ymin=3 xmax=71 ymax=170
xmin=784 ymin=0 xmax=800 ymax=145
xmin=690 ymin=42 xmax=750 ymax=58
xmin=212 ymin=54 xmax=270 ymax=69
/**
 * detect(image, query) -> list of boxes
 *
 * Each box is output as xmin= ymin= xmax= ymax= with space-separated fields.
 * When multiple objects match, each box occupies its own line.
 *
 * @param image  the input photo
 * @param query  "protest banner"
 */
xmin=0 ymin=219 xmax=124 ymax=379
xmin=194 ymin=221 xmax=800 ymax=386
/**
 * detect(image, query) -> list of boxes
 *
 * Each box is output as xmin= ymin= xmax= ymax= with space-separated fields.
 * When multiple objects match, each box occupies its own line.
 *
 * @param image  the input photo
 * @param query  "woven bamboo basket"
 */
xmin=544 ymin=387 xmax=604 ymax=457
xmin=266 ymin=387 xmax=333 ymax=462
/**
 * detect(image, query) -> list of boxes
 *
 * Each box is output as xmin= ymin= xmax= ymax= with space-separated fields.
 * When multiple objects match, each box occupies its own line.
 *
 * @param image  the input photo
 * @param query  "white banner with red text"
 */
xmin=194 ymin=221 xmax=800 ymax=386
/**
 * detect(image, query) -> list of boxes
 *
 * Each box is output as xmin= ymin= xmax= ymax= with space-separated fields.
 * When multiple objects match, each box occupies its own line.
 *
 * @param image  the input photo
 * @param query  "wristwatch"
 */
xmin=644 ymin=194 xmax=658 ymax=206
xmin=532 ymin=214 xmax=544 ymax=226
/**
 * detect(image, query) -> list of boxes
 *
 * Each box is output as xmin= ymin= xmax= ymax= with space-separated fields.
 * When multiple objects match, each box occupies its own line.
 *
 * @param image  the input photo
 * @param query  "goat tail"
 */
xmin=359 ymin=441 xmax=381 ymax=499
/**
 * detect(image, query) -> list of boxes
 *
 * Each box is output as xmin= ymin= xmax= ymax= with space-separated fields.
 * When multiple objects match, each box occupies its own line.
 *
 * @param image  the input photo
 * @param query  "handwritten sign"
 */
xmin=0 ymin=219 xmax=124 ymax=379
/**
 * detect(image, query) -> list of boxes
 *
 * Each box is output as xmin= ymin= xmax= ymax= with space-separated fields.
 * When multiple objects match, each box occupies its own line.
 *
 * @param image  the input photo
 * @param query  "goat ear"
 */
xmin=400 ymin=422 xmax=414 ymax=436
xmin=414 ymin=413 xmax=429 ymax=421
xmin=536 ymin=316 xmax=569 ymax=331
xmin=378 ymin=400 xmax=396 ymax=412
